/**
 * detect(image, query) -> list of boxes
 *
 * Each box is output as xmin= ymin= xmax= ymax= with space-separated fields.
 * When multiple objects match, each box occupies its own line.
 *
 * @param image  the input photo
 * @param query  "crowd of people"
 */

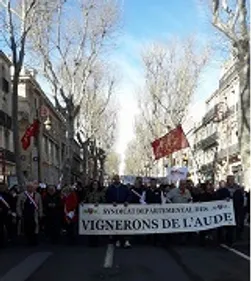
xmin=0 ymin=175 xmax=249 ymax=249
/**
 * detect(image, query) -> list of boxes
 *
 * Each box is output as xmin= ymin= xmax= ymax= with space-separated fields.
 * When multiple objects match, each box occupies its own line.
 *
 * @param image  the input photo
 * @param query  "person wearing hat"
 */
xmin=16 ymin=181 xmax=43 ymax=246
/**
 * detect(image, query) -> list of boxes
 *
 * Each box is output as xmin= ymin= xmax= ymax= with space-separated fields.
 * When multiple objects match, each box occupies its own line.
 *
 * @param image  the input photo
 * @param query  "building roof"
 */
xmin=18 ymin=72 xmax=65 ymax=123
xmin=0 ymin=50 xmax=12 ymax=66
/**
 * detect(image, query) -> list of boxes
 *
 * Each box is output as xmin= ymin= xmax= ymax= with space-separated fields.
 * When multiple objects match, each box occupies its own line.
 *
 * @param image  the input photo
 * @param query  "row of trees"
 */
xmin=124 ymin=37 xmax=209 ymax=175
xmin=0 ymin=0 xmax=121 ymax=185
xmin=124 ymin=0 xmax=250 ymax=189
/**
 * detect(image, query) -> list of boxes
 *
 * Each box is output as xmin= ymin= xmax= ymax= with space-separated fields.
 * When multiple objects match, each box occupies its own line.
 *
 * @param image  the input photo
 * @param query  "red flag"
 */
xmin=21 ymin=119 xmax=40 ymax=150
xmin=151 ymin=125 xmax=189 ymax=160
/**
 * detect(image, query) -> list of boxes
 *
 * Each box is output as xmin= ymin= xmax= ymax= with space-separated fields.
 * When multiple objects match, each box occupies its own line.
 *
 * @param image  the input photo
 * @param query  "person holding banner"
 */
xmin=17 ymin=182 xmax=43 ymax=246
xmin=130 ymin=177 xmax=146 ymax=204
xmin=43 ymin=185 xmax=63 ymax=244
xmin=145 ymin=178 xmax=163 ymax=246
xmin=86 ymin=180 xmax=105 ymax=247
xmin=166 ymin=180 xmax=192 ymax=245
xmin=145 ymin=178 xmax=162 ymax=204
xmin=166 ymin=180 xmax=192 ymax=204
xmin=106 ymin=175 xmax=132 ymax=248
xmin=61 ymin=186 xmax=78 ymax=245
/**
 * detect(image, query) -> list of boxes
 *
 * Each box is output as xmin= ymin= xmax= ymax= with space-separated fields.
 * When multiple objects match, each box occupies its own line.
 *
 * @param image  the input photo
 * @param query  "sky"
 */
xmin=113 ymin=0 xmax=224 ymax=173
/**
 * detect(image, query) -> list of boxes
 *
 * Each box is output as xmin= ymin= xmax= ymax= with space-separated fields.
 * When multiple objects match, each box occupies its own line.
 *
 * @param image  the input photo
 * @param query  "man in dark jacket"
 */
xmin=216 ymin=175 xmax=243 ymax=245
xmin=43 ymin=186 xmax=63 ymax=244
xmin=198 ymin=183 xmax=216 ymax=246
xmin=131 ymin=177 xmax=145 ymax=204
xmin=145 ymin=178 xmax=161 ymax=204
xmin=145 ymin=178 xmax=162 ymax=245
xmin=106 ymin=175 xmax=131 ymax=248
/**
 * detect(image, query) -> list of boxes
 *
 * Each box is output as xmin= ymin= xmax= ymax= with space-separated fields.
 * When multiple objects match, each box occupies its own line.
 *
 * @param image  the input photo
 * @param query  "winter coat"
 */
xmin=216 ymin=187 xmax=230 ymax=200
xmin=106 ymin=184 xmax=131 ymax=204
xmin=86 ymin=190 xmax=105 ymax=204
xmin=166 ymin=188 xmax=192 ymax=203
xmin=145 ymin=188 xmax=162 ymax=204
xmin=16 ymin=192 xmax=43 ymax=234
xmin=62 ymin=191 xmax=78 ymax=223
xmin=43 ymin=193 xmax=63 ymax=219
xmin=198 ymin=191 xmax=216 ymax=202
xmin=130 ymin=186 xmax=145 ymax=204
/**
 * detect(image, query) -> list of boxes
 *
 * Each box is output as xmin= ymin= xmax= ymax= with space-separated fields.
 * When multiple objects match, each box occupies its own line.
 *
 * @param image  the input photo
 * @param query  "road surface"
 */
xmin=0 ymin=237 xmax=249 ymax=281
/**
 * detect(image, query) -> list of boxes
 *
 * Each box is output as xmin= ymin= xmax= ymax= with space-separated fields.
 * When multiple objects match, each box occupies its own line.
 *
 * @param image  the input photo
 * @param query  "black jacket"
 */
xmin=0 ymin=192 xmax=12 ymax=216
xmin=198 ymin=191 xmax=216 ymax=202
xmin=130 ymin=186 xmax=145 ymax=203
xmin=43 ymin=193 xmax=63 ymax=219
xmin=145 ymin=188 xmax=162 ymax=204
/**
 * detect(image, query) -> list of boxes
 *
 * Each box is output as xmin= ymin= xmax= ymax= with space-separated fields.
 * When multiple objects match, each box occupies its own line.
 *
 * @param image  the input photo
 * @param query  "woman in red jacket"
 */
xmin=61 ymin=186 xmax=78 ymax=244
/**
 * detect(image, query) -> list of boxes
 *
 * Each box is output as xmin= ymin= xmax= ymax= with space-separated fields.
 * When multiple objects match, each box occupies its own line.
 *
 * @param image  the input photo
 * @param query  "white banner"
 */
xmin=167 ymin=166 xmax=188 ymax=183
xmin=79 ymin=201 xmax=236 ymax=235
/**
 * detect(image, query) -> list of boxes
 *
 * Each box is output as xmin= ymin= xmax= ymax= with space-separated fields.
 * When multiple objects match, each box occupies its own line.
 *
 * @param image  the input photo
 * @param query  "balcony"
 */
xmin=0 ymin=110 xmax=12 ymax=130
xmin=0 ymin=148 xmax=15 ymax=163
xmin=217 ymin=144 xmax=239 ymax=160
xmin=194 ymin=132 xmax=218 ymax=151
xmin=201 ymin=132 xmax=218 ymax=150
xmin=202 ymin=106 xmax=217 ymax=125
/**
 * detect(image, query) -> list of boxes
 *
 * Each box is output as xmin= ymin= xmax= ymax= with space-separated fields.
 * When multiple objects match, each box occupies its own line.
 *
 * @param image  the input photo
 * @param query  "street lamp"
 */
xmin=44 ymin=116 xmax=52 ymax=131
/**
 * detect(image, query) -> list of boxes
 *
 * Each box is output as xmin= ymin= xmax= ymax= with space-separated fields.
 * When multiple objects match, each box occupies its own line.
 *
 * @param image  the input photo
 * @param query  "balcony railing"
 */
xmin=194 ymin=132 xmax=218 ymax=151
xmin=217 ymin=144 xmax=239 ymax=160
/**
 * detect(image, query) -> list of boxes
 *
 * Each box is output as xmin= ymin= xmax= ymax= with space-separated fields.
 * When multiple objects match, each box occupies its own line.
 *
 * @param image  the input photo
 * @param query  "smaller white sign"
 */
xmin=167 ymin=166 xmax=188 ymax=183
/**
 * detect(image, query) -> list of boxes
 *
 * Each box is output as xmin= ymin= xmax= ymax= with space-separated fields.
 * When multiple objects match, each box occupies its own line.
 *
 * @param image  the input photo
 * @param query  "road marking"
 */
xmin=221 ymin=244 xmax=250 ymax=261
xmin=103 ymin=244 xmax=114 ymax=268
xmin=0 ymin=252 xmax=52 ymax=281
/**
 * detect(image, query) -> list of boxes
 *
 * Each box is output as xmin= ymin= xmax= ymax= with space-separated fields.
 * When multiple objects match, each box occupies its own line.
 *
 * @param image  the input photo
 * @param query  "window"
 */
xmin=4 ymin=129 xmax=9 ymax=150
xmin=2 ymin=78 xmax=9 ymax=93
xmin=0 ymin=126 xmax=3 ymax=148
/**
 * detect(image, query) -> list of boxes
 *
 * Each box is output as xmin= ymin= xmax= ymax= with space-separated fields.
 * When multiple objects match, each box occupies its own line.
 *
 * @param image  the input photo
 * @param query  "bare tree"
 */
xmin=211 ymin=0 xmax=250 ymax=188
xmin=0 ymin=0 xmax=59 ymax=186
xmin=30 ymin=0 xmax=120 ymax=184
xmin=105 ymin=150 xmax=120 ymax=176
xmin=124 ymin=37 xmax=209 ymax=175
xmin=75 ymin=60 xmax=119 ymax=180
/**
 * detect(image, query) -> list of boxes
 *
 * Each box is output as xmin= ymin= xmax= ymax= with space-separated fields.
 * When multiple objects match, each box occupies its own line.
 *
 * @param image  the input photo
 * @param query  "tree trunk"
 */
xmin=238 ymin=50 xmax=250 ymax=189
xmin=63 ymin=115 xmax=74 ymax=185
xmin=12 ymin=74 xmax=24 ymax=187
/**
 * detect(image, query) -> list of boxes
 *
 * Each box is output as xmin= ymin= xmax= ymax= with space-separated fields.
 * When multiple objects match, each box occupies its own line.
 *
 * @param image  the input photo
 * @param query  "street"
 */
xmin=0 ymin=237 xmax=249 ymax=281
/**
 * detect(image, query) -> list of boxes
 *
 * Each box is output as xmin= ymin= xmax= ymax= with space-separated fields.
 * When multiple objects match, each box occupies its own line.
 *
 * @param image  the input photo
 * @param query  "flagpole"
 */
xmin=182 ymin=125 xmax=200 ymax=184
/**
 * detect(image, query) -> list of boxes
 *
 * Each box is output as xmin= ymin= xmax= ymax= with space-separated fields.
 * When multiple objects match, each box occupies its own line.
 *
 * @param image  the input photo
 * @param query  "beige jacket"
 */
xmin=17 ymin=192 xmax=43 ymax=234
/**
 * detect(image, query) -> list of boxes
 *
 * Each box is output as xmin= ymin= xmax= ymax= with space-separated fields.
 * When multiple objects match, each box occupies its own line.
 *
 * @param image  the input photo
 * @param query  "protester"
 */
xmin=86 ymin=180 xmax=105 ymax=247
xmin=166 ymin=180 xmax=192 ymax=245
xmin=198 ymin=183 xmax=216 ymax=246
xmin=43 ymin=185 xmax=63 ymax=244
xmin=145 ymin=178 xmax=162 ymax=204
xmin=144 ymin=178 xmax=163 ymax=245
xmin=16 ymin=182 xmax=43 ymax=246
xmin=233 ymin=184 xmax=245 ymax=241
xmin=166 ymin=180 xmax=192 ymax=203
xmin=131 ymin=177 xmax=146 ymax=204
xmin=61 ymin=186 xmax=78 ymax=245
xmin=7 ymin=186 xmax=19 ymax=244
xmin=0 ymin=184 xmax=13 ymax=247
xmin=106 ymin=175 xmax=131 ymax=248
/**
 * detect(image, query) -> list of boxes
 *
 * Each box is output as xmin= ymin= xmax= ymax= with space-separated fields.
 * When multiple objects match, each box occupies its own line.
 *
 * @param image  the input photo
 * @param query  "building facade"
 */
xmin=17 ymin=69 xmax=83 ymax=185
xmin=192 ymin=58 xmax=241 ymax=184
xmin=18 ymin=69 xmax=67 ymax=185
xmin=0 ymin=51 xmax=15 ymax=184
